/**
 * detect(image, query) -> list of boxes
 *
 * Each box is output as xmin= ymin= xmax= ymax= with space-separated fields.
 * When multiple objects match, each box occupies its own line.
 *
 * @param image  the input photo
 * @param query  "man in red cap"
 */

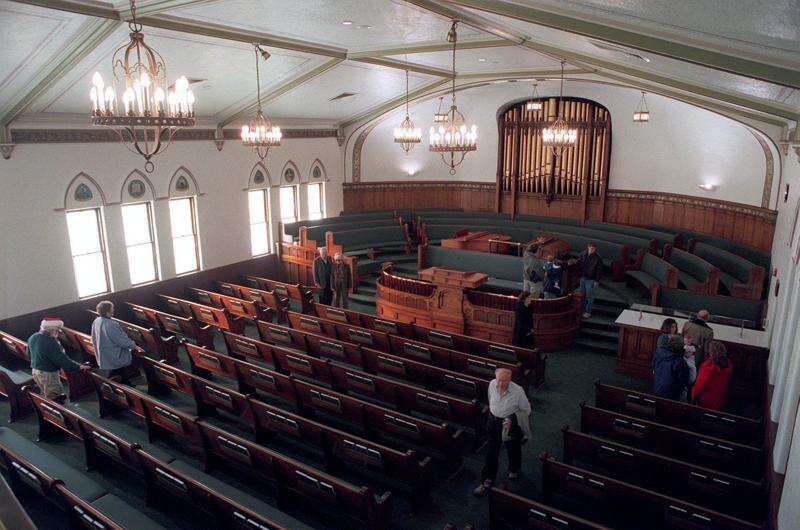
xmin=27 ymin=317 xmax=91 ymax=401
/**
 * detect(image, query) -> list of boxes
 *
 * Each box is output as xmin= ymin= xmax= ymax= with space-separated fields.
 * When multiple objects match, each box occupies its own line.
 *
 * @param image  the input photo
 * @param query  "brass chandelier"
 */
xmin=90 ymin=0 xmax=195 ymax=173
xmin=428 ymin=21 xmax=477 ymax=175
xmin=542 ymin=61 xmax=577 ymax=156
xmin=393 ymin=69 xmax=421 ymax=153
xmin=241 ymin=43 xmax=282 ymax=160
xmin=525 ymin=82 xmax=543 ymax=111
xmin=633 ymin=91 xmax=650 ymax=122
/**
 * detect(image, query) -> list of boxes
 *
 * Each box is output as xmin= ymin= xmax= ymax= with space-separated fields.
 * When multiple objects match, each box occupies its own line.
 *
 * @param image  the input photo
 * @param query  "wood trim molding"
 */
xmin=9 ymin=128 xmax=338 ymax=144
xmin=748 ymin=129 xmax=776 ymax=209
xmin=343 ymin=180 xmax=495 ymax=191
xmin=606 ymin=189 xmax=778 ymax=221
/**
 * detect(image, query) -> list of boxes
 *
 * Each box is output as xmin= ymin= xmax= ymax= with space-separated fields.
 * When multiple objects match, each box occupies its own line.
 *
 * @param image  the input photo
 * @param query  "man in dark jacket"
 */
xmin=652 ymin=333 xmax=690 ymax=400
xmin=682 ymin=309 xmax=714 ymax=366
xmin=575 ymin=242 xmax=602 ymax=318
xmin=28 ymin=317 xmax=91 ymax=400
xmin=312 ymin=247 xmax=334 ymax=305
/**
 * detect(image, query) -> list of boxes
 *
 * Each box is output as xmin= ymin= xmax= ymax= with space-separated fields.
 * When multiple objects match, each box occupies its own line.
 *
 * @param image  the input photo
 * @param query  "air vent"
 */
xmin=329 ymin=92 xmax=357 ymax=102
xmin=590 ymin=40 xmax=650 ymax=63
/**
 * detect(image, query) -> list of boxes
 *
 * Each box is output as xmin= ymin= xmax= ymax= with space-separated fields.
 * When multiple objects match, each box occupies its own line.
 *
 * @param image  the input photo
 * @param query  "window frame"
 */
xmin=121 ymin=201 xmax=160 ymax=286
xmin=279 ymin=185 xmax=298 ymax=225
xmin=169 ymin=196 xmax=201 ymax=275
xmin=248 ymin=188 xmax=273 ymax=257
xmin=66 ymin=206 xmax=112 ymax=299
xmin=306 ymin=182 xmax=325 ymax=221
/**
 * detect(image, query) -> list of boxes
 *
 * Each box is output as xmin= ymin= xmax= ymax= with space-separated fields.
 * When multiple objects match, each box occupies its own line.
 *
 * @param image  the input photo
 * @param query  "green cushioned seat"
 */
xmin=515 ymin=214 xmax=581 ymax=226
xmin=693 ymin=243 xmax=756 ymax=283
xmin=330 ymin=226 xmax=407 ymax=251
xmin=168 ymin=460 xmax=315 ymax=530
xmin=649 ymin=225 xmax=770 ymax=270
xmin=91 ymin=493 xmax=167 ymax=530
xmin=66 ymin=404 xmax=175 ymax=464
xmin=718 ymin=272 xmax=737 ymax=290
xmin=677 ymin=271 xmax=701 ymax=289
xmin=639 ymin=253 xmax=673 ymax=283
xmin=586 ymin=221 xmax=676 ymax=249
xmin=304 ymin=219 xmax=400 ymax=242
xmin=667 ymin=248 xmax=713 ymax=282
xmin=0 ymin=366 xmax=33 ymax=385
xmin=284 ymin=213 xmax=395 ymax=237
xmin=425 ymin=246 xmax=521 ymax=281
xmin=626 ymin=270 xmax=659 ymax=288
xmin=658 ymin=287 xmax=763 ymax=322
xmin=0 ymin=428 xmax=106 ymax=501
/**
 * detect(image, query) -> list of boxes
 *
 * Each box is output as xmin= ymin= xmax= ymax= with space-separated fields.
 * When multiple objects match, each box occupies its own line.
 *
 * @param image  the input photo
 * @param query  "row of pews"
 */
xmin=489 ymin=381 xmax=766 ymax=529
xmin=0 ymin=273 xmax=546 ymax=529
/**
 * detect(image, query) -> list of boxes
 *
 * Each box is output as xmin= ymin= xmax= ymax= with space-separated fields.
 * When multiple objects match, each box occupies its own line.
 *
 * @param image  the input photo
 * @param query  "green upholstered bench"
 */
xmin=0 ymin=427 xmax=106 ymax=503
xmin=329 ymin=225 xmax=410 ymax=253
xmin=586 ymin=221 xmax=680 ymax=251
xmin=514 ymin=214 xmax=581 ymax=226
xmin=625 ymin=253 xmax=678 ymax=303
xmin=304 ymin=219 xmax=399 ymax=242
xmin=284 ymin=212 xmax=396 ymax=238
xmin=649 ymin=225 xmax=770 ymax=270
xmin=654 ymin=287 xmax=764 ymax=324
xmin=692 ymin=242 xmax=765 ymax=299
xmin=423 ymin=245 xmax=524 ymax=291
xmin=663 ymin=246 xmax=720 ymax=294
xmin=0 ymin=366 xmax=34 ymax=421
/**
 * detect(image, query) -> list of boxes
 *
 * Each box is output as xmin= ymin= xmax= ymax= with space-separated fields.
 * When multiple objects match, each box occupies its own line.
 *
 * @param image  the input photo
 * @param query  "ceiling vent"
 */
xmin=590 ymin=40 xmax=651 ymax=63
xmin=329 ymin=92 xmax=357 ymax=102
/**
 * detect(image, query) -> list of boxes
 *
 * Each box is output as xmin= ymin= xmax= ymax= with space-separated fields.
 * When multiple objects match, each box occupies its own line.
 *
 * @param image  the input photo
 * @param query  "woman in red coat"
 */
xmin=691 ymin=341 xmax=733 ymax=410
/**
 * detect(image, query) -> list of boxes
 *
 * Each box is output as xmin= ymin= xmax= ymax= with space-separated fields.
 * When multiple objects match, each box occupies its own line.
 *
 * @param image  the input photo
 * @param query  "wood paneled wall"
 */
xmin=342 ymin=181 xmax=777 ymax=251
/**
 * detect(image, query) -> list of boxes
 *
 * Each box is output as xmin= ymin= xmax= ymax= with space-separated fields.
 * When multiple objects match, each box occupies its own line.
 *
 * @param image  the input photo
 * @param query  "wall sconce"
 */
xmin=698 ymin=183 xmax=717 ymax=191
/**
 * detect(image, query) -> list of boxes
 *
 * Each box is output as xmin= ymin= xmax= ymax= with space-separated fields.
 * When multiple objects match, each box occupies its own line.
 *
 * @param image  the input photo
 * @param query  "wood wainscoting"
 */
xmin=343 ymin=181 xmax=777 ymax=252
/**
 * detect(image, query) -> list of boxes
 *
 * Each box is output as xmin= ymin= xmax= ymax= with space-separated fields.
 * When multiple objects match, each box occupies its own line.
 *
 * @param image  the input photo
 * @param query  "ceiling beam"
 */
xmin=440 ymin=0 xmax=800 ymax=89
xmin=118 ymin=0 xmax=218 ymax=18
xmin=217 ymin=58 xmax=344 ymax=128
xmin=350 ymin=56 xmax=453 ymax=78
xmin=0 ymin=17 xmax=121 ymax=128
xmin=347 ymin=38 xmax=510 ymax=58
xmin=457 ymin=67 xmax=591 ymax=80
xmin=339 ymin=78 xmax=451 ymax=130
xmin=404 ymin=0 xmax=799 ymax=121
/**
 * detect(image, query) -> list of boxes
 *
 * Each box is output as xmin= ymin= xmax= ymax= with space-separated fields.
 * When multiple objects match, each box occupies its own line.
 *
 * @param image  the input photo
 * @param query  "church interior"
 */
xmin=0 ymin=0 xmax=799 ymax=528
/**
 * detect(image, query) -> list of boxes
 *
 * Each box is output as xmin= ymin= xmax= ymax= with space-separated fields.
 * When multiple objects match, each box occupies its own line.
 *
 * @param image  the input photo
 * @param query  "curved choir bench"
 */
xmin=374 ymin=268 xmax=581 ymax=352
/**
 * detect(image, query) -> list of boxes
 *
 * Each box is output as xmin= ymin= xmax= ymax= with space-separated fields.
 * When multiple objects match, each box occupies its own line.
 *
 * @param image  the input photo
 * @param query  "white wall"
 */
xmin=0 ymin=137 xmax=342 ymax=319
xmin=354 ymin=80 xmax=771 ymax=207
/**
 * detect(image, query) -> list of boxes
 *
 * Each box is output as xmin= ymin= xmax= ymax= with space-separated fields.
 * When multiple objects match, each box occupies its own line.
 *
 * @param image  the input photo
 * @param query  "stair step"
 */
xmin=573 ymin=337 xmax=618 ymax=355
xmin=348 ymin=292 xmax=376 ymax=305
xmin=357 ymin=285 xmax=377 ymax=296
xmin=578 ymin=327 xmax=619 ymax=342
xmin=580 ymin=315 xmax=617 ymax=329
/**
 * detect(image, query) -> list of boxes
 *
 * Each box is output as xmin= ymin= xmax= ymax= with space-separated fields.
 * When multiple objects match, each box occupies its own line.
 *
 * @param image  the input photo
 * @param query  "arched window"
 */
xmin=279 ymin=161 xmax=300 ymax=224
xmin=498 ymin=97 xmax=611 ymax=199
xmin=64 ymin=173 xmax=112 ymax=298
xmin=120 ymin=171 xmax=160 ymax=285
xmin=168 ymin=167 xmax=202 ymax=274
xmin=306 ymin=160 xmax=326 ymax=220
xmin=247 ymin=162 xmax=273 ymax=256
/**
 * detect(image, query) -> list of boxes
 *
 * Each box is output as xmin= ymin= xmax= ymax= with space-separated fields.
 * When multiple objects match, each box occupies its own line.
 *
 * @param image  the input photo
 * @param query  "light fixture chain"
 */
xmin=254 ymin=44 xmax=262 ymax=111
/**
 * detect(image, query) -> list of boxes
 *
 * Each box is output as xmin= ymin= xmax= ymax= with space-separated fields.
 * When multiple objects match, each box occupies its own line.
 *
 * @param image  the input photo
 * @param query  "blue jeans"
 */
xmin=580 ymin=277 xmax=596 ymax=314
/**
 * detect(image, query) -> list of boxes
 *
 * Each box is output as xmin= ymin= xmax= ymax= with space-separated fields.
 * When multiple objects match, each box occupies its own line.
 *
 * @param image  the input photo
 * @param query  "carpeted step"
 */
xmin=573 ymin=337 xmax=618 ymax=355
xmin=580 ymin=314 xmax=617 ymax=330
xmin=357 ymin=284 xmax=377 ymax=296
xmin=578 ymin=327 xmax=619 ymax=342
xmin=349 ymin=292 xmax=376 ymax=305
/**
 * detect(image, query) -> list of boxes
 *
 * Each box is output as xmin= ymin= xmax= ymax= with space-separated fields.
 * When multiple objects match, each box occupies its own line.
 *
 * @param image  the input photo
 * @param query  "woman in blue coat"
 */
xmin=652 ymin=333 xmax=690 ymax=400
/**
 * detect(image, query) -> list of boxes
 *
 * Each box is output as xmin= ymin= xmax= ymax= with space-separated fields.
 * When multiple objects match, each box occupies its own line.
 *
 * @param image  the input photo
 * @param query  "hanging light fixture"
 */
xmin=542 ymin=61 xmax=577 ymax=156
xmin=241 ymin=43 xmax=282 ymax=160
xmin=433 ymin=96 xmax=448 ymax=123
xmin=633 ymin=91 xmax=650 ymax=122
xmin=393 ymin=69 xmax=421 ymax=153
xmin=429 ymin=21 xmax=477 ymax=175
xmin=525 ymin=82 xmax=543 ymax=111
xmin=90 ymin=0 xmax=195 ymax=173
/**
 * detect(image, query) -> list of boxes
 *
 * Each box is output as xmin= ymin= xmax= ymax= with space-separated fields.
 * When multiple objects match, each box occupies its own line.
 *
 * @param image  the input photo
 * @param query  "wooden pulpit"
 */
xmin=417 ymin=267 xmax=488 ymax=335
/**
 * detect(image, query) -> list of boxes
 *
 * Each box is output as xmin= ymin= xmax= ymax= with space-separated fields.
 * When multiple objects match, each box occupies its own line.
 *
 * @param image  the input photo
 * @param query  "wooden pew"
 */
xmin=216 ymin=280 xmax=289 ymax=322
xmin=256 ymin=321 xmax=309 ymax=352
xmin=488 ymin=485 xmax=610 ymax=530
xmin=561 ymin=426 xmax=766 ymax=522
xmin=198 ymin=421 xmax=392 ymax=529
xmin=244 ymin=275 xmax=314 ymax=313
xmin=189 ymin=287 xmax=273 ymax=323
xmin=56 ymin=484 xmax=167 ymax=530
xmin=87 ymin=310 xmax=179 ymax=364
xmin=580 ymin=402 xmax=764 ymax=480
xmin=159 ymin=294 xmax=244 ymax=334
xmin=0 ymin=366 xmax=33 ymax=421
xmin=540 ymin=453 xmax=760 ymax=530
xmin=311 ymin=302 xmax=546 ymax=388
xmin=90 ymin=373 xmax=204 ymax=451
xmin=594 ymin=381 xmax=763 ymax=447
xmin=126 ymin=301 xmax=214 ymax=348
xmin=287 ymin=311 xmax=392 ymax=352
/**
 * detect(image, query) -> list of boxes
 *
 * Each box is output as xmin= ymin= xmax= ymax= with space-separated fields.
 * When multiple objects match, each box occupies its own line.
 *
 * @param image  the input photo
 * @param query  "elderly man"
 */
xmin=27 ymin=317 xmax=91 ymax=400
xmin=91 ymin=301 xmax=144 ymax=382
xmin=682 ymin=309 xmax=714 ymax=366
xmin=474 ymin=368 xmax=532 ymax=497
xmin=332 ymin=252 xmax=352 ymax=308
xmin=313 ymin=247 xmax=334 ymax=305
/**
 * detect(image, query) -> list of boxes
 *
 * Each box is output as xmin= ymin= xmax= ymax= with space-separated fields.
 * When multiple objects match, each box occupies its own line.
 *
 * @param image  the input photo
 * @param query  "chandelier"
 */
xmin=433 ymin=96 xmax=448 ymax=123
xmin=393 ymin=69 xmax=421 ymax=153
xmin=241 ymin=44 xmax=282 ymax=160
xmin=525 ymin=82 xmax=543 ymax=111
xmin=633 ymin=91 xmax=650 ymax=122
xmin=429 ymin=21 xmax=477 ymax=175
xmin=90 ymin=0 xmax=195 ymax=173
xmin=542 ymin=61 xmax=577 ymax=156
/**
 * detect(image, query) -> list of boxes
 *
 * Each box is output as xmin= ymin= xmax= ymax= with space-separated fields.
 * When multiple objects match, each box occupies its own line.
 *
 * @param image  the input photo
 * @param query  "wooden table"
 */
xmin=614 ymin=309 xmax=768 ymax=405
xmin=441 ymin=231 xmax=511 ymax=252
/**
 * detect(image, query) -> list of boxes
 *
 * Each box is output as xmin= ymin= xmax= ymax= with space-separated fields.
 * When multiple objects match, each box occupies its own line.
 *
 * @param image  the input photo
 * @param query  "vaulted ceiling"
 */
xmin=1 ymin=0 xmax=798 ymax=143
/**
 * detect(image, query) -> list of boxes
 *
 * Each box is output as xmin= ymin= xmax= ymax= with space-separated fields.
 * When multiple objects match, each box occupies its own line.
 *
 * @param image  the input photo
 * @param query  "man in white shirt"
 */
xmin=473 ymin=368 xmax=531 ymax=496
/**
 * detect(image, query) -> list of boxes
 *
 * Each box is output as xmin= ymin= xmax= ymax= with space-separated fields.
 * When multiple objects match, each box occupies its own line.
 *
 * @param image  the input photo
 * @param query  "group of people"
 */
xmin=27 ymin=301 xmax=143 ymax=402
xmin=652 ymin=309 xmax=733 ymax=410
xmin=312 ymin=247 xmax=352 ymax=308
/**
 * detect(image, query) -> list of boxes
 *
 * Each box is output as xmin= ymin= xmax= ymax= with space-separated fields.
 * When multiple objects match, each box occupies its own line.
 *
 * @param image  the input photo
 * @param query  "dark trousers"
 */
xmin=481 ymin=416 xmax=521 ymax=483
xmin=318 ymin=287 xmax=333 ymax=305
